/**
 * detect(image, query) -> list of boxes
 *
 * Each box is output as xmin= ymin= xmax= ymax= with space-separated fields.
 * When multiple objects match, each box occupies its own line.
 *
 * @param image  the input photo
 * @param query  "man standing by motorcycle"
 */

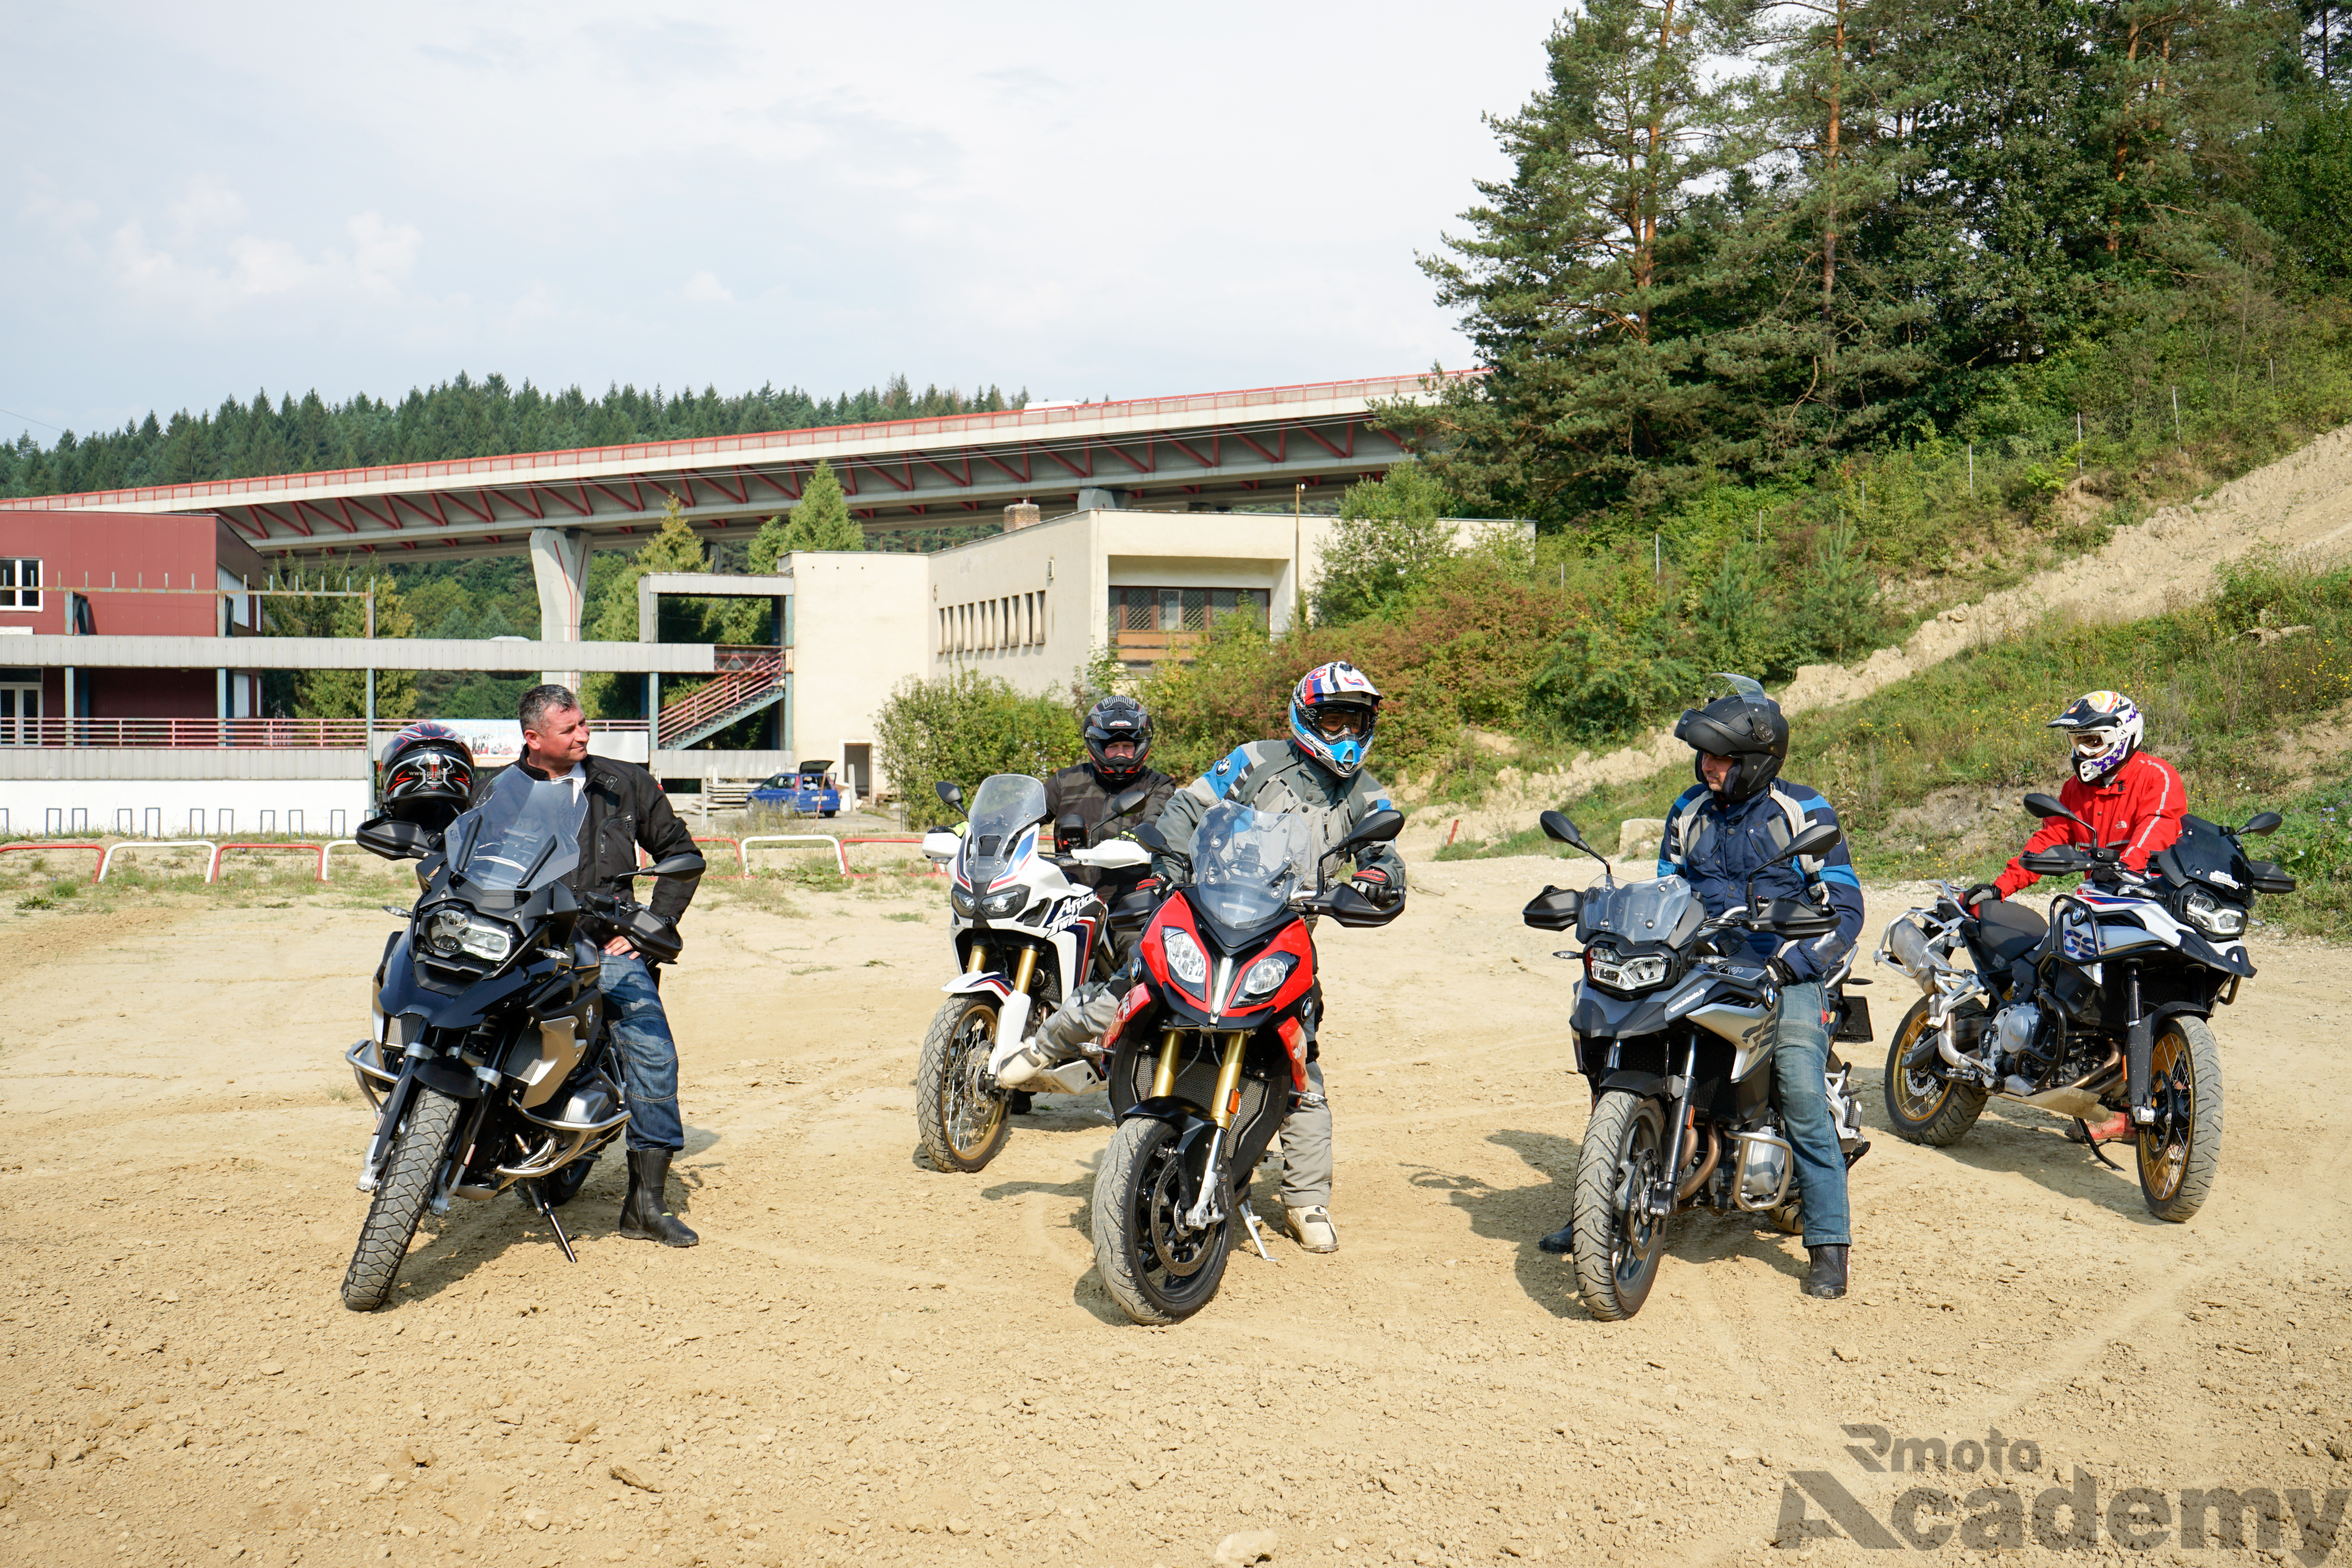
xmin=1967 ymin=690 xmax=2185 ymax=1147
xmin=1025 ymin=661 xmax=1405 ymax=1254
xmin=510 ymin=684 xmax=704 ymax=1248
xmin=1539 ymin=677 xmax=1865 ymax=1298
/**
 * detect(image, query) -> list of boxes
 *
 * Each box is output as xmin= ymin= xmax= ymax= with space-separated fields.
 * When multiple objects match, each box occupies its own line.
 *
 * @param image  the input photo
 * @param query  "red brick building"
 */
xmin=0 ymin=510 xmax=267 ymax=734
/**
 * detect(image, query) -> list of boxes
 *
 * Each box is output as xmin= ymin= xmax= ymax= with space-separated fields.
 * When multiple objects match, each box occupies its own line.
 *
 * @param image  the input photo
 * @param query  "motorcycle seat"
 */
xmin=1977 ymin=901 xmax=2048 ymax=967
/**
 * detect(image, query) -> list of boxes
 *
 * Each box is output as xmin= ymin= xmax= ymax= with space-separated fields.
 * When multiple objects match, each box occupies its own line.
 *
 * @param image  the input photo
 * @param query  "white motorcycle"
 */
xmin=914 ymin=773 xmax=1156 ymax=1172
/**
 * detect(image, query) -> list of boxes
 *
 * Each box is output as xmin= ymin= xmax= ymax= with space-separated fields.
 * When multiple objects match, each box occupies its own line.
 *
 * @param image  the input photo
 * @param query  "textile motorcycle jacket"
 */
xmin=1154 ymin=739 xmax=1406 ymax=896
xmin=1657 ymin=779 xmax=1864 ymax=983
xmin=1992 ymin=750 xmax=2186 ymax=898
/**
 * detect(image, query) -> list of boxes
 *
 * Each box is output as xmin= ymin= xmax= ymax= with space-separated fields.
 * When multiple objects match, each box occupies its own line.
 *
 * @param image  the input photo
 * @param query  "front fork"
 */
xmin=1182 ymin=1031 xmax=1250 ymax=1232
xmin=1639 ymin=1040 xmax=1700 ymax=1220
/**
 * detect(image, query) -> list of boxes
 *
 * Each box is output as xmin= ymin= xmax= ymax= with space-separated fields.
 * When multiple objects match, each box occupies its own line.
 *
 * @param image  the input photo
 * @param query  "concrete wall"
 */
xmin=784 ymin=552 xmax=929 ymax=793
xmin=0 ymin=779 xmax=372 ymax=839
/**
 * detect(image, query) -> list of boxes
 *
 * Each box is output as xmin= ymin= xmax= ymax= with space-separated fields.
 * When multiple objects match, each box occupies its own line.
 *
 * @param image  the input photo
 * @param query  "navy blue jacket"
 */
xmin=1657 ymin=780 xmax=1864 ymax=983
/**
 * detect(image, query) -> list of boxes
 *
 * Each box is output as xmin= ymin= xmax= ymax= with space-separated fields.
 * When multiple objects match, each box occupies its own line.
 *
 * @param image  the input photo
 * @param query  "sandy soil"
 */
xmin=2 ymin=859 xmax=2348 ymax=1568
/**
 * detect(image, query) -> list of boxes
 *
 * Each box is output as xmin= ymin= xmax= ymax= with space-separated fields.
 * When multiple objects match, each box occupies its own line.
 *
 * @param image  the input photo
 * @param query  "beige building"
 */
xmin=769 ymin=506 xmax=1334 ymax=798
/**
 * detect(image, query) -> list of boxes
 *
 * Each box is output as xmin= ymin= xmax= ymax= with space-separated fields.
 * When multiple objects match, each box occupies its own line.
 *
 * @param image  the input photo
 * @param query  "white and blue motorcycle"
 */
xmin=1878 ymin=793 xmax=2294 ymax=1221
xmin=914 ymin=773 xmax=1156 ymax=1172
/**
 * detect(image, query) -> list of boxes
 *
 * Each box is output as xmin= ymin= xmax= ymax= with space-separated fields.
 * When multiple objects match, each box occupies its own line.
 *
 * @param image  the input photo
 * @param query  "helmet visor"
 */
xmin=1309 ymin=706 xmax=1371 ymax=740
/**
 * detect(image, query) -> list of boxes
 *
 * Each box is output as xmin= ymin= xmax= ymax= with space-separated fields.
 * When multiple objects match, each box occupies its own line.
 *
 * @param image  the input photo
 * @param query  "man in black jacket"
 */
xmin=514 ymin=684 xmax=702 ymax=1247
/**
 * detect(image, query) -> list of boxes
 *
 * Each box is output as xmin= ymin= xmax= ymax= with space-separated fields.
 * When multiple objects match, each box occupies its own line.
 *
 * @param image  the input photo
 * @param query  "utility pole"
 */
xmin=1292 ymin=483 xmax=1305 ymax=634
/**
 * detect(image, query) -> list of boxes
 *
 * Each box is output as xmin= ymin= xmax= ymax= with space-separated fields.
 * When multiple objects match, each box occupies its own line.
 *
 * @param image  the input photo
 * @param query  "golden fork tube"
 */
xmin=1150 ymin=1029 xmax=1182 ymax=1100
xmin=965 ymin=942 xmax=989 ymax=975
xmin=1008 ymin=944 xmax=1040 ymax=996
xmin=1209 ymin=1031 xmax=1249 ymax=1129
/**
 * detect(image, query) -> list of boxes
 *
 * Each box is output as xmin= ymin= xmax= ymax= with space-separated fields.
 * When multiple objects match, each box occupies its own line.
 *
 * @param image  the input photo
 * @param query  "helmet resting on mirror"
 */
xmin=1672 ymin=673 xmax=1789 ymax=803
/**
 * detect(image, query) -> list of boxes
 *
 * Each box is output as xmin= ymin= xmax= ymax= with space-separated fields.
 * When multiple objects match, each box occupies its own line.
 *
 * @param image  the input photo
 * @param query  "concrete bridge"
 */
xmin=0 ymin=372 xmax=1463 ymax=562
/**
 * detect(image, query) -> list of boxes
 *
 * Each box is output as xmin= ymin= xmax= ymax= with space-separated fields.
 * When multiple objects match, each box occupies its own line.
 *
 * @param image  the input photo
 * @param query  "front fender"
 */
xmin=1596 ymin=1070 xmax=1671 ymax=1101
xmin=941 ymin=971 xmax=1013 ymax=1000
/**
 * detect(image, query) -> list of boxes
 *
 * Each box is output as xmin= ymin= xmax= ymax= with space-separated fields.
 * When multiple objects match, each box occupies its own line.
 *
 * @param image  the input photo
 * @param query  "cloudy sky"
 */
xmin=2 ymin=2 xmax=1560 ymax=445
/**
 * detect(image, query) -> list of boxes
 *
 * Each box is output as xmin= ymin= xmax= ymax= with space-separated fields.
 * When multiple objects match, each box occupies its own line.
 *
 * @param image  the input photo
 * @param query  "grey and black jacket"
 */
xmin=1154 ymin=739 xmax=1406 ymax=898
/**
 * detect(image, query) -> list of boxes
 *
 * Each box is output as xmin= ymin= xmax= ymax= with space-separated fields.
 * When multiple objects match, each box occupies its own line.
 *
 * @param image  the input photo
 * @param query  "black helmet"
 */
xmin=1084 ymin=695 xmax=1154 ymax=784
xmin=1673 ymin=674 xmax=1788 ymax=803
xmin=380 ymin=722 xmax=475 ymax=831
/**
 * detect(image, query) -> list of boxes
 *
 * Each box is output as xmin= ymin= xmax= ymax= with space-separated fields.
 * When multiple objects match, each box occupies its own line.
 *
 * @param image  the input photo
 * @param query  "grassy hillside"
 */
xmin=1439 ymin=556 xmax=2352 ymax=940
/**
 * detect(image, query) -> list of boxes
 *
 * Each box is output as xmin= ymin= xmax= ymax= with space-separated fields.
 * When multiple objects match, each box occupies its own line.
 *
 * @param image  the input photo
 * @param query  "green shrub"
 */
xmin=874 ymin=667 xmax=1082 ymax=805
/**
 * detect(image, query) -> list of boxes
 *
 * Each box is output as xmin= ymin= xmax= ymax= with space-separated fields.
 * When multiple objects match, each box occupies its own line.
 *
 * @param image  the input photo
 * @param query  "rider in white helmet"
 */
xmin=1966 ymin=690 xmax=2186 ymax=1146
xmin=1024 ymin=661 xmax=1406 ymax=1253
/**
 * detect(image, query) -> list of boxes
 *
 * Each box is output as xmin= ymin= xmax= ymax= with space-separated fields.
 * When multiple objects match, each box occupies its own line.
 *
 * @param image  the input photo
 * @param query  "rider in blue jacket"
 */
xmin=1539 ymin=677 xmax=1865 ymax=1298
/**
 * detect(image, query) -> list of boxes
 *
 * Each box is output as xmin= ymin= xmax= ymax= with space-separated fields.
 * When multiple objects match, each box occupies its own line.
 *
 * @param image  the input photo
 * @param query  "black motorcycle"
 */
xmin=1878 ymin=794 xmax=2292 ymax=1221
xmin=340 ymin=768 xmax=702 ymax=1310
xmin=1523 ymin=811 xmax=1872 ymax=1321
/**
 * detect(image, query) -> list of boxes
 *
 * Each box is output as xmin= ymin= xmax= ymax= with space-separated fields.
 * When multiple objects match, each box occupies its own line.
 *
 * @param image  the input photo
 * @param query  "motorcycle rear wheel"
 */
xmin=1882 ymin=998 xmax=1989 ymax=1147
xmin=1092 ymin=1116 xmax=1231 ymax=1325
xmin=341 ymin=1086 xmax=461 ymax=1312
xmin=916 ymin=996 xmax=1011 ymax=1172
xmin=2138 ymin=1016 xmax=2222 ymax=1222
xmin=1570 ymin=1091 xmax=1669 ymax=1322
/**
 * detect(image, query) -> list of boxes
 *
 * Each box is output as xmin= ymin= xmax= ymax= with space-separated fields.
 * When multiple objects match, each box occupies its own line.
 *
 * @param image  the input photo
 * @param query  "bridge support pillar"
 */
xmin=1076 ymin=487 xmax=1128 ymax=512
xmin=530 ymin=527 xmax=590 ymax=690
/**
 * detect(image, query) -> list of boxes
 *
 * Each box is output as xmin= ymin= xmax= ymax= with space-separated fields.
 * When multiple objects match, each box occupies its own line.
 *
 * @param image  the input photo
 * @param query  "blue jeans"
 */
xmin=1772 ymin=982 xmax=1852 ymax=1248
xmin=601 ymin=954 xmax=683 ymax=1152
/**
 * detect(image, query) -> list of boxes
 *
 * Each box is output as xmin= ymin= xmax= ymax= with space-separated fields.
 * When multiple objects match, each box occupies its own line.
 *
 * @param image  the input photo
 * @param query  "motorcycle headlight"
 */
xmin=1588 ymin=943 xmax=1671 ymax=993
xmin=980 ymin=886 xmax=1029 ymax=920
xmin=1160 ymin=927 xmax=1209 ymax=989
xmin=1238 ymin=953 xmax=1295 ymax=1000
xmin=2180 ymin=886 xmax=2247 ymax=938
xmin=422 ymin=906 xmax=515 ymax=962
xmin=949 ymin=882 xmax=976 ymax=916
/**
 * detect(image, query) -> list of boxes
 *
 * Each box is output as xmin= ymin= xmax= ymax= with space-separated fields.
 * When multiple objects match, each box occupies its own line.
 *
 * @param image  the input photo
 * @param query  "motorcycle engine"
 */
xmin=1993 ymin=1002 xmax=2041 ymax=1058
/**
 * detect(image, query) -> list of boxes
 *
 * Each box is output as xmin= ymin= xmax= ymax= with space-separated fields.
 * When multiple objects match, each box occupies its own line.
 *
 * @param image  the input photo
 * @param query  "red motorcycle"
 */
xmin=1087 ymin=801 xmax=1404 ymax=1323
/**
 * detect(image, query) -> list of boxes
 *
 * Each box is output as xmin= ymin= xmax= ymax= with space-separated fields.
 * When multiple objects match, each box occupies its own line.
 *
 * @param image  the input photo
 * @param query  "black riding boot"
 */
xmin=1538 ymin=1218 xmax=1575 ymax=1255
xmin=1802 ymin=1245 xmax=1848 ymax=1299
xmin=620 ymin=1149 xmax=698 ymax=1247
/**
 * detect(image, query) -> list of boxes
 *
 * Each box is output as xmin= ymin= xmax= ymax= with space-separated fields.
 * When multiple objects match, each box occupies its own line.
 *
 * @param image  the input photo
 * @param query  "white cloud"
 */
xmin=680 ymin=270 xmax=735 ymax=305
xmin=104 ymin=197 xmax=423 ymax=316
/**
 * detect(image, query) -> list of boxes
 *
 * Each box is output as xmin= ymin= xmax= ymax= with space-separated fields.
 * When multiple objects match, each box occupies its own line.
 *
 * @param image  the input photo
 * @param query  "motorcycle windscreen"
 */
xmin=443 ymin=768 xmax=587 ymax=893
xmin=1189 ymin=803 xmax=1318 ymax=929
xmin=965 ymin=774 xmax=1047 ymax=858
xmin=1579 ymin=875 xmax=1702 ymax=945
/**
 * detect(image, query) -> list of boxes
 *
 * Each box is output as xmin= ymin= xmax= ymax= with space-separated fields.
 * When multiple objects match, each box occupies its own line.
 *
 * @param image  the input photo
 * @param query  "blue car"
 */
xmin=750 ymin=762 xmax=842 ymax=818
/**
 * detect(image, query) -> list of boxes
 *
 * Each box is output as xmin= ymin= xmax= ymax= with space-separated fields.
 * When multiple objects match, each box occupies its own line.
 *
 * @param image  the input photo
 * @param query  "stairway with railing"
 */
xmin=656 ymin=645 xmax=790 ymax=751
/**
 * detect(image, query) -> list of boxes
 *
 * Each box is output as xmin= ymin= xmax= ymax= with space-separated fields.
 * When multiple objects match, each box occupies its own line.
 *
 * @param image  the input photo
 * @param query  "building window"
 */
xmin=1108 ymin=586 xmax=1269 ymax=634
xmin=0 ymin=558 xmax=40 ymax=610
xmin=0 ymin=681 xmax=39 ymax=745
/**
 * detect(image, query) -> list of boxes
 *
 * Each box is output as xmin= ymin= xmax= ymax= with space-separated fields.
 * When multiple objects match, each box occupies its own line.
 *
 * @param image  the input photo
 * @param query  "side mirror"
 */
xmin=1056 ymin=813 xmax=1087 ymax=851
xmin=1107 ymin=784 xmax=1154 ymax=818
xmin=619 ymin=852 xmax=707 ymax=880
xmin=1776 ymin=820 xmax=1844 ymax=864
xmin=357 ymin=817 xmax=433 ymax=862
xmin=2240 ymin=811 xmax=2283 ymax=837
xmin=1131 ymin=822 xmax=1172 ymax=855
xmin=2022 ymin=792 xmax=2091 ymax=829
xmin=1333 ymin=808 xmax=1405 ymax=855
xmin=1539 ymin=811 xmax=1586 ymax=848
xmin=935 ymin=781 xmax=964 ymax=810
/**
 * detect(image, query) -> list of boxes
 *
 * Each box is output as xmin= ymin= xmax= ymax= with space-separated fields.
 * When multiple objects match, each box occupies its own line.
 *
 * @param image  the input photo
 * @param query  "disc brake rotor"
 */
xmin=1143 ymin=1145 xmax=1213 ymax=1276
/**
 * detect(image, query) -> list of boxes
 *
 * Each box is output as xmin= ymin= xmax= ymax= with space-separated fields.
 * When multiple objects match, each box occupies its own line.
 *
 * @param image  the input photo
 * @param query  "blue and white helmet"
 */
xmin=2049 ymin=690 xmax=2143 ymax=784
xmin=1289 ymin=661 xmax=1383 ymax=778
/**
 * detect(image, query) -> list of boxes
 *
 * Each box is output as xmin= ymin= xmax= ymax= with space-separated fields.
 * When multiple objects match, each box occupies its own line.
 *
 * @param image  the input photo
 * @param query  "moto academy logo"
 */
xmin=1769 ymin=1426 xmax=2349 ymax=1556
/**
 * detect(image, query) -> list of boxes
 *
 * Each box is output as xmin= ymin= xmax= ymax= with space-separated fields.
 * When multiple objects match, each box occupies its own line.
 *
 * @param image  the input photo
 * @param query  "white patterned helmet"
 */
xmin=1288 ymin=661 xmax=1382 ymax=778
xmin=2049 ymin=691 xmax=2143 ymax=784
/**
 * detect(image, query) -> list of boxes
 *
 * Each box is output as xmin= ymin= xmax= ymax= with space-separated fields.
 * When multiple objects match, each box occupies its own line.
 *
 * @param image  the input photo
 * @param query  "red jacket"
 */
xmin=1993 ymin=751 xmax=2186 ymax=897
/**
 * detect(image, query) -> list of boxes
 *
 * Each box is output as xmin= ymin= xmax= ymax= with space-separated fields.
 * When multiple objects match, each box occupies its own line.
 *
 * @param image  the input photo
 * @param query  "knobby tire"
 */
xmin=341 ymin=1086 xmax=461 ymax=1312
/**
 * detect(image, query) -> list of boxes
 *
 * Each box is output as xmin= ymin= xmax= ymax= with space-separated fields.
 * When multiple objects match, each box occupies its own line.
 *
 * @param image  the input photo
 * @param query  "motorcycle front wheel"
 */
xmin=341 ymin=1086 xmax=462 ymax=1312
xmin=1570 ymin=1091 xmax=1669 ymax=1321
xmin=2138 ymin=1016 xmax=2222 ymax=1222
xmin=916 ymin=996 xmax=1011 ymax=1172
xmin=1092 ymin=1116 xmax=1232 ymax=1325
xmin=1882 ymin=998 xmax=1990 ymax=1146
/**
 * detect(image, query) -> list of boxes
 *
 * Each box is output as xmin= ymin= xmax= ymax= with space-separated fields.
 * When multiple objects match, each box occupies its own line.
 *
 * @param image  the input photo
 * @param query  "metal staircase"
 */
xmin=657 ymin=646 xmax=790 ymax=751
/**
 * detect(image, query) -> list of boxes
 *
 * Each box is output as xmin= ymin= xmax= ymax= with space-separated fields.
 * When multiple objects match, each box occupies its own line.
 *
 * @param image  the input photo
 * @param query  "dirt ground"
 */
xmin=2 ymin=857 xmax=2348 ymax=1568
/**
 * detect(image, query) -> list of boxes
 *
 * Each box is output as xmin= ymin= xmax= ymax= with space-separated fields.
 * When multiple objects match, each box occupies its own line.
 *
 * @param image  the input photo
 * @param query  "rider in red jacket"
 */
xmin=1974 ymin=690 xmax=2185 ymax=1144
xmin=1988 ymin=691 xmax=2185 ymax=899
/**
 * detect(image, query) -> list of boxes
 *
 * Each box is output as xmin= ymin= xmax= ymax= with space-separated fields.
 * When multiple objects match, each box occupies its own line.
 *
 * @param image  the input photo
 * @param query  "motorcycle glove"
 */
xmin=1350 ymin=866 xmax=1403 ymax=909
xmin=1960 ymin=882 xmax=2004 ymax=915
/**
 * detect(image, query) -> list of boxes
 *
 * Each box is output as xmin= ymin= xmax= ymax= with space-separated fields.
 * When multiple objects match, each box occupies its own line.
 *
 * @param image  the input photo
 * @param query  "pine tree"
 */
xmin=1414 ymin=0 xmax=1759 ymax=529
xmin=751 ymin=459 xmax=865 ymax=567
